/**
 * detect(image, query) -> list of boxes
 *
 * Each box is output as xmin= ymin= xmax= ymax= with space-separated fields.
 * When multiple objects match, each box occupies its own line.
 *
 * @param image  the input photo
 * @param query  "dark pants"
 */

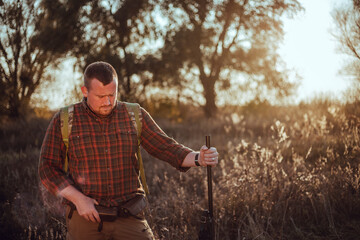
xmin=65 ymin=206 xmax=155 ymax=240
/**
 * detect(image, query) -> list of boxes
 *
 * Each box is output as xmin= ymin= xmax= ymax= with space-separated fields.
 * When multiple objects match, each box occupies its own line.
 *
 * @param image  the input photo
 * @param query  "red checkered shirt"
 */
xmin=39 ymin=99 xmax=192 ymax=206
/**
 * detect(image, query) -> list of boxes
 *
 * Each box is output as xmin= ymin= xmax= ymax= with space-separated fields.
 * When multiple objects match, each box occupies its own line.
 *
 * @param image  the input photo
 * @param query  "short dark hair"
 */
xmin=83 ymin=62 xmax=118 ymax=89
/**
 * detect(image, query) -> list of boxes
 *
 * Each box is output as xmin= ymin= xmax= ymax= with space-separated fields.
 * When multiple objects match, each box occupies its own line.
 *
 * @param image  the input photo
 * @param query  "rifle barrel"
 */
xmin=207 ymin=167 xmax=213 ymax=216
xmin=205 ymin=136 xmax=214 ymax=239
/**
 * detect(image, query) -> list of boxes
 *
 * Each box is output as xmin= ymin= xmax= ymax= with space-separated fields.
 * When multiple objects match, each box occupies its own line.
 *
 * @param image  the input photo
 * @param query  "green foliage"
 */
xmin=1 ymin=101 xmax=360 ymax=239
xmin=0 ymin=0 xmax=76 ymax=119
xmin=38 ymin=0 xmax=160 ymax=103
xmin=35 ymin=0 xmax=304 ymax=118
xmin=158 ymin=0 xmax=303 ymax=116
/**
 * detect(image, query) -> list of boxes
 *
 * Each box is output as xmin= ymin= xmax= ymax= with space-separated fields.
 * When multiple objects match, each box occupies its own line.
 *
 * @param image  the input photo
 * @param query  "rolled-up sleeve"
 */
xmin=140 ymin=108 xmax=193 ymax=172
xmin=38 ymin=112 xmax=74 ymax=196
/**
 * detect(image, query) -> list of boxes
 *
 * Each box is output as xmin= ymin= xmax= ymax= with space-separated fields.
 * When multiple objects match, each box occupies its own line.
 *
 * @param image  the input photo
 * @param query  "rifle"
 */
xmin=198 ymin=135 xmax=214 ymax=240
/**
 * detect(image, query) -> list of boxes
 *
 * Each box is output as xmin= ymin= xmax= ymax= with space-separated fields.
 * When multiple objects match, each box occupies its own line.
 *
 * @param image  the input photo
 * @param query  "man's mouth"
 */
xmin=101 ymin=106 xmax=112 ymax=110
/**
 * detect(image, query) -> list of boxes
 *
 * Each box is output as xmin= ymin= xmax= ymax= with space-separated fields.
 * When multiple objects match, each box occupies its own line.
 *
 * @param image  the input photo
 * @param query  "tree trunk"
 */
xmin=8 ymin=95 xmax=21 ymax=119
xmin=202 ymin=77 xmax=217 ymax=118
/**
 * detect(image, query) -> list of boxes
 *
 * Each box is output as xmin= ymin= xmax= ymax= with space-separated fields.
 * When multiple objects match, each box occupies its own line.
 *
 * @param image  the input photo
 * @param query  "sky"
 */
xmin=278 ymin=0 xmax=353 ymax=103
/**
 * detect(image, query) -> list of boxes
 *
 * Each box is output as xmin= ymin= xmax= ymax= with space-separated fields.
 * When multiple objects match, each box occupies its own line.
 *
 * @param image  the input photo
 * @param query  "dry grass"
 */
xmin=1 ymin=100 xmax=360 ymax=239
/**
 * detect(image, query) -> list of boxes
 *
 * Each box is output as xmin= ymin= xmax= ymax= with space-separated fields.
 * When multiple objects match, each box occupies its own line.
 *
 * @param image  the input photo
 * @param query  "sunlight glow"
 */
xmin=278 ymin=0 xmax=352 ymax=103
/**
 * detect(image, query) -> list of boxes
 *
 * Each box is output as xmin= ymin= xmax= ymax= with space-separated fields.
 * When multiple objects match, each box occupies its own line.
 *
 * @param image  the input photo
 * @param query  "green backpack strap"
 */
xmin=125 ymin=102 xmax=149 ymax=195
xmin=60 ymin=104 xmax=74 ymax=173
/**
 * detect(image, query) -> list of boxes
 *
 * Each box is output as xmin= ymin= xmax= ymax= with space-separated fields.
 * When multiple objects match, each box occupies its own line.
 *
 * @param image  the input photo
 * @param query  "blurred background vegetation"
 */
xmin=1 ymin=0 xmax=360 ymax=239
xmin=1 ymin=0 xmax=304 ymax=119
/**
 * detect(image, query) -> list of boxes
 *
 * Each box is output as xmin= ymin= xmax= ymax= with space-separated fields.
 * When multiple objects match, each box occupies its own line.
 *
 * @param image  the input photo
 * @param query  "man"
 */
xmin=39 ymin=61 xmax=219 ymax=240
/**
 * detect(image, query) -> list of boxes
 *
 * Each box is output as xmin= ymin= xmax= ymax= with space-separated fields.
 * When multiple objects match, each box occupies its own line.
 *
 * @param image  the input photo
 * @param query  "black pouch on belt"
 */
xmin=121 ymin=194 xmax=148 ymax=217
xmin=95 ymin=205 xmax=118 ymax=222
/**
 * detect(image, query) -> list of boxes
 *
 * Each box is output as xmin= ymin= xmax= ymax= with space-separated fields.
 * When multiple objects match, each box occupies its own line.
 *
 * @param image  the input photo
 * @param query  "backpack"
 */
xmin=60 ymin=102 xmax=149 ymax=195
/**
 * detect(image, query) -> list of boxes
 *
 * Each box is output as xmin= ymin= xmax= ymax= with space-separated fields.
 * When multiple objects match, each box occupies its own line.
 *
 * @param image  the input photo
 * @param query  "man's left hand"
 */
xmin=199 ymin=146 xmax=219 ymax=166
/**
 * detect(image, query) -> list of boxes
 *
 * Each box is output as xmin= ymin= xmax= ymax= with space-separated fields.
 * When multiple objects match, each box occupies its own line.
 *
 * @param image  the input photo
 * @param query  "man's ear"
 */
xmin=81 ymin=86 xmax=88 ymax=97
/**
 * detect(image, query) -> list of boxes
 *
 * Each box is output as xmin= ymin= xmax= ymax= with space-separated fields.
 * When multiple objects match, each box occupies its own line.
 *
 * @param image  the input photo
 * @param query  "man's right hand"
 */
xmin=59 ymin=185 xmax=101 ymax=223
xmin=74 ymin=195 xmax=101 ymax=223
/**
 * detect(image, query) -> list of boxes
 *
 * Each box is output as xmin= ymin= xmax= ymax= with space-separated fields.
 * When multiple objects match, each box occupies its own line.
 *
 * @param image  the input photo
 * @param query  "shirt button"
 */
xmin=105 ymin=149 xmax=108 ymax=153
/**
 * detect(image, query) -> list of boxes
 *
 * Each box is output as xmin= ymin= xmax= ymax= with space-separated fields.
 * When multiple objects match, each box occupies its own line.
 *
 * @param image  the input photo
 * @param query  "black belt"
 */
xmin=67 ymin=202 xmax=146 ymax=232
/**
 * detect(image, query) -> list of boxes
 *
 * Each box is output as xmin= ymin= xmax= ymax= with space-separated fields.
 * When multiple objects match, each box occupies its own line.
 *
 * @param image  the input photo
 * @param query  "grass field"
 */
xmin=1 ymin=100 xmax=360 ymax=239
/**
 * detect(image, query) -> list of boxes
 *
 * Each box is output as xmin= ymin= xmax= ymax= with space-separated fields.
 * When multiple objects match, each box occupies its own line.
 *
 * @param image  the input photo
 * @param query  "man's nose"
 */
xmin=104 ymin=96 xmax=111 ymax=105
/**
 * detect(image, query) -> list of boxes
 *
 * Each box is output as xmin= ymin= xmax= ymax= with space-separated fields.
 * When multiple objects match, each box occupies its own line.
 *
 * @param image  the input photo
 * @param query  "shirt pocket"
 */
xmin=69 ymin=132 xmax=96 ymax=163
xmin=115 ymin=128 xmax=139 ymax=168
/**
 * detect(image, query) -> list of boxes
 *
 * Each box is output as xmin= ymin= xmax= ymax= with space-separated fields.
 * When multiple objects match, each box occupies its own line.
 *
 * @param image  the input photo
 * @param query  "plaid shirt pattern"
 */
xmin=39 ymin=99 xmax=192 ymax=206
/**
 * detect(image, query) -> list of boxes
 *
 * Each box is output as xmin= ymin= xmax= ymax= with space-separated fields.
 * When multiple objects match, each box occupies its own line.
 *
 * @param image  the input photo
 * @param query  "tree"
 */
xmin=0 ymin=0 xmax=83 ymax=119
xmin=156 ymin=0 xmax=302 ymax=117
xmin=332 ymin=0 xmax=360 ymax=83
xmin=39 ymin=0 xmax=161 ymax=103
xmin=79 ymin=0 xmax=160 ymax=102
